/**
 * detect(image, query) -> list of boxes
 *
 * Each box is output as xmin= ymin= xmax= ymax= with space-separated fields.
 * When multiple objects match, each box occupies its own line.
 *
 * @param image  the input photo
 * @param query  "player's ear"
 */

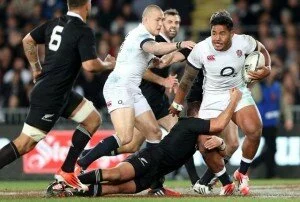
xmin=230 ymin=30 xmax=234 ymax=38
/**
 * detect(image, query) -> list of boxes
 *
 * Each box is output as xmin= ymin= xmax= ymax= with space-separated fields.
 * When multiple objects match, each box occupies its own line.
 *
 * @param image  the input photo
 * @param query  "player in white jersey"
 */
xmin=170 ymin=10 xmax=271 ymax=196
xmin=76 ymin=5 xmax=195 ymax=178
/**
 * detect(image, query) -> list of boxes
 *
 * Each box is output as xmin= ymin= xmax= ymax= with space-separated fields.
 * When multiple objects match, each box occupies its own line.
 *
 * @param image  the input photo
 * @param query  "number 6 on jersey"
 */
xmin=49 ymin=26 xmax=64 ymax=51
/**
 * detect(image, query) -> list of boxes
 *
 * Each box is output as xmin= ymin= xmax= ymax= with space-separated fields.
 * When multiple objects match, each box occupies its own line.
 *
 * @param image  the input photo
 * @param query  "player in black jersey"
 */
xmin=0 ymin=0 xmax=115 ymax=191
xmin=46 ymin=88 xmax=241 ymax=197
xmin=187 ymin=71 xmax=240 ymax=194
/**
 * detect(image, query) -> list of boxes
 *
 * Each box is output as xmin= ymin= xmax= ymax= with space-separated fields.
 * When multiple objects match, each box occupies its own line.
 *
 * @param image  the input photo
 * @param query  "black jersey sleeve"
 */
xmin=179 ymin=48 xmax=191 ymax=60
xmin=30 ymin=22 xmax=49 ymax=44
xmin=178 ymin=117 xmax=210 ymax=134
xmin=77 ymin=27 xmax=97 ymax=62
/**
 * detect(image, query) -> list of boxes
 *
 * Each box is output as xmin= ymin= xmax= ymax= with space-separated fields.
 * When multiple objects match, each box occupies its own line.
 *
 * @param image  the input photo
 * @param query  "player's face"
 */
xmin=146 ymin=10 xmax=163 ymax=36
xmin=211 ymin=25 xmax=233 ymax=51
xmin=162 ymin=14 xmax=180 ymax=40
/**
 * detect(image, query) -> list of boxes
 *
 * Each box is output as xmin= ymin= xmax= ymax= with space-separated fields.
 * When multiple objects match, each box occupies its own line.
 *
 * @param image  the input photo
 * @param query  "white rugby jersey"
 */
xmin=108 ymin=23 xmax=155 ymax=87
xmin=187 ymin=34 xmax=256 ymax=94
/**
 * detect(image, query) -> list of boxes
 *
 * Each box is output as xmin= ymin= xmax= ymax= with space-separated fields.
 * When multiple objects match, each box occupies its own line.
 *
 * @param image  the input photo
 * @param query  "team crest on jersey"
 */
xmin=207 ymin=55 xmax=215 ymax=61
xmin=236 ymin=50 xmax=243 ymax=58
xmin=106 ymin=101 xmax=112 ymax=107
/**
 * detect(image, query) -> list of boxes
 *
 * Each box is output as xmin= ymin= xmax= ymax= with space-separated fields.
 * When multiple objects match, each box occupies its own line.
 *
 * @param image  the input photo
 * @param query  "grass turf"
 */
xmin=0 ymin=179 xmax=300 ymax=202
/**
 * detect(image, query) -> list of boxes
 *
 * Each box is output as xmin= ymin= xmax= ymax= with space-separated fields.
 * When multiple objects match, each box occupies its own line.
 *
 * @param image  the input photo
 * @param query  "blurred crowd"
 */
xmin=0 ymin=0 xmax=194 ymax=110
xmin=0 ymin=0 xmax=299 ymax=112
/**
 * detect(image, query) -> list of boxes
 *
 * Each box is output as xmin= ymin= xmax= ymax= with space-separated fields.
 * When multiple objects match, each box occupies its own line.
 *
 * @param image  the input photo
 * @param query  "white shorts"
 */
xmin=103 ymin=83 xmax=151 ymax=117
xmin=199 ymin=86 xmax=256 ymax=119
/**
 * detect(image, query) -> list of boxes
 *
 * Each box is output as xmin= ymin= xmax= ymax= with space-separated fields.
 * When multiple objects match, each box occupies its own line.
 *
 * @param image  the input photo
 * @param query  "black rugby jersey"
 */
xmin=29 ymin=12 xmax=97 ymax=109
xmin=157 ymin=117 xmax=210 ymax=173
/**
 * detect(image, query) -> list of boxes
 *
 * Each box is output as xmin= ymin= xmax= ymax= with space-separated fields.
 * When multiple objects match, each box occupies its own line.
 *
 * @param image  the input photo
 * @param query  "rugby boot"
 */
xmin=192 ymin=180 xmax=212 ymax=195
xmin=219 ymin=182 xmax=235 ymax=196
xmin=74 ymin=163 xmax=85 ymax=176
xmin=46 ymin=180 xmax=73 ymax=197
xmin=148 ymin=187 xmax=181 ymax=197
xmin=55 ymin=169 xmax=88 ymax=191
xmin=233 ymin=169 xmax=250 ymax=196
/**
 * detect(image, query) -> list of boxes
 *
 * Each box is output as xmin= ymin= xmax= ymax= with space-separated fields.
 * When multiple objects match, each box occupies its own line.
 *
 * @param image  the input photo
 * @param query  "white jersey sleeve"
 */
xmin=187 ymin=43 xmax=204 ymax=69
xmin=240 ymin=34 xmax=257 ymax=54
xmin=108 ymin=24 xmax=155 ymax=87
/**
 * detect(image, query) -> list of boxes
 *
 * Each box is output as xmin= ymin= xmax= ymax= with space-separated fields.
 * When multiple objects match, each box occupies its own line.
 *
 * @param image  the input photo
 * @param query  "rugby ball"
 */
xmin=242 ymin=51 xmax=265 ymax=83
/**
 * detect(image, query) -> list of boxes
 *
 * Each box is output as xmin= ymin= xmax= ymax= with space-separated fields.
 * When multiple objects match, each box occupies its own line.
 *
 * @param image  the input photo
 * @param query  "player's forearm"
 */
xmin=210 ymin=99 xmax=238 ymax=133
xmin=174 ymin=65 xmax=198 ymax=104
xmin=83 ymin=58 xmax=113 ymax=72
xmin=258 ymin=41 xmax=271 ymax=69
xmin=144 ymin=41 xmax=179 ymax=55
xmin=22 ymin=34 xmax=41 ymax=72
xmin=143 ymin=69 xmax=165 ymax=86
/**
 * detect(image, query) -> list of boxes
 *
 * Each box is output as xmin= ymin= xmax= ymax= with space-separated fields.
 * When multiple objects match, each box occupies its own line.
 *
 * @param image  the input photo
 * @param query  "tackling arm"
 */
xmin=209 ymin=88 xmax=241 ymax=133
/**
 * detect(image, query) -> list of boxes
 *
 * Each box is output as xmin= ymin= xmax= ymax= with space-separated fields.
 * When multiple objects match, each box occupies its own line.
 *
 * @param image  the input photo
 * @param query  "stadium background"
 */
xmin=0 ymin=0 xmax=300 ymax=180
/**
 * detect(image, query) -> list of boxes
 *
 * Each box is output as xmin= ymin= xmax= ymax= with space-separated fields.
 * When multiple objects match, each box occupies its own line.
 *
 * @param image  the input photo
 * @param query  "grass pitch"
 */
xmin=0 ymin=179 xmax=300 ymax=202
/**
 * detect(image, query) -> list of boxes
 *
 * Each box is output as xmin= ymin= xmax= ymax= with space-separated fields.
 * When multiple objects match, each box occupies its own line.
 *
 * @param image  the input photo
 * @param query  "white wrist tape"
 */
xmin=171 ymin=101 xmax=184 ymax=111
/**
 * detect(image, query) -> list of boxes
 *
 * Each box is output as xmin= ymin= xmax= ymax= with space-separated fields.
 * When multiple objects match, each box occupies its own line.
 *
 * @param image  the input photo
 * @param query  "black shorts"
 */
xmin=148 ymin=94 xmax=170 ymax=120
xmin=25 ymin=91 xmax=83 ymax=132
xmin=125 ymin=148 xmax=163 ymax=192
xmin=143 ymin=89 xmax=170 ymax=120
xmin=186 ymin=71 xmax=204 ymax=103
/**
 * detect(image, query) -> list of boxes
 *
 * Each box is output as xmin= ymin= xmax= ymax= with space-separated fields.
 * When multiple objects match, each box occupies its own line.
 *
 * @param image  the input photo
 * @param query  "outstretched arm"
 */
xmin=143 ymin=70 xmax=178 ymax=89
xmin=142 ymin=40 xmax=195 ymax=56
xmin=82 ymin=55 xmax=115 ymax=73
xmin=209 ymin=88 xmax=242 ymax=133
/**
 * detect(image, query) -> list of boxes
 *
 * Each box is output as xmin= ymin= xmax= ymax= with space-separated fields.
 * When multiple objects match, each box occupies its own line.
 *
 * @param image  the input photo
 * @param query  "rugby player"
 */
xmin=0 ymin=0 xmax=115 ymax=191
xmin=170 ymin=10 xmax=271 ymax=195
xmin=47 ymin=87 xmax=242 ymax=197
xmin=76 ymin=5 xmax=195 ymax=178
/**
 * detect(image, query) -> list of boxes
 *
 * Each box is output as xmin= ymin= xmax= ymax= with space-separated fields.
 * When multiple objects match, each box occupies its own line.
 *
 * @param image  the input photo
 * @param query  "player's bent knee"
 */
xmin=119 ymin=135 xmax=133 ymax=146
xmin=22 ymin=123 xmax=47 ymax=142
xmin=244 ymin=123 xmax=262 ymax=140
xmin=120 ymin=143 xmax=141 ymax=153
xmin=71 ymin=100 xmax=96 ymax=124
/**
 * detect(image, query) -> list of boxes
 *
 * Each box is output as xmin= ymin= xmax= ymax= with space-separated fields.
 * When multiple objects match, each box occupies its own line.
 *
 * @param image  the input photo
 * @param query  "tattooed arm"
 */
xmin=22 ymin=33 xmax=42 ymax=83
xmin=169 ymin=64 xmax=199 ymax=116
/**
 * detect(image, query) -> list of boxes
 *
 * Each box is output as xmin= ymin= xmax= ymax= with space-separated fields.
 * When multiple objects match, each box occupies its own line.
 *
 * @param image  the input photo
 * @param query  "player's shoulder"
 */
xmin=233 ymin=34 xmax=256 ymax=43
xmin=132 ymin=24 xmax=154 ymax=39
xmin=190 ymin=38 xmax=210 ymax=54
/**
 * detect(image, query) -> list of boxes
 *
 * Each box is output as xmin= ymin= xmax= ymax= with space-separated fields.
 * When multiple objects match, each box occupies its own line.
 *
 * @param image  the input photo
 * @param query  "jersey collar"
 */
xmin=67 ymin=11 xmax=84 ymax=22
xmin=159 ymin=33 xmax=173 ymax=43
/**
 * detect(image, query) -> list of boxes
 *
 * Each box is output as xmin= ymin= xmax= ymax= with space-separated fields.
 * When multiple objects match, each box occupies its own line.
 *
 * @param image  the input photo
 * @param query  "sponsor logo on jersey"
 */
xmin=236 ymin=50 xmax=243 ymax=58
xmin=138 ymin=157 xmax=148 ymax=166
xmin=41 ymin=114 xmax=55 ymax=122
xmin=207 ymin=55 xmax=215 ymax=61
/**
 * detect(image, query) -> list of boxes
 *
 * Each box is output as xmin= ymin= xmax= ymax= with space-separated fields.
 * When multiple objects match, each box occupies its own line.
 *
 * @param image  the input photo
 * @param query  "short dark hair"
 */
xmin=67 ymin=0 xmax=89 ymax=9
xmin=210 ymin=10 xmax=233 ymax=30
xmin=164 ymin=8 xmax=180 ymax=16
